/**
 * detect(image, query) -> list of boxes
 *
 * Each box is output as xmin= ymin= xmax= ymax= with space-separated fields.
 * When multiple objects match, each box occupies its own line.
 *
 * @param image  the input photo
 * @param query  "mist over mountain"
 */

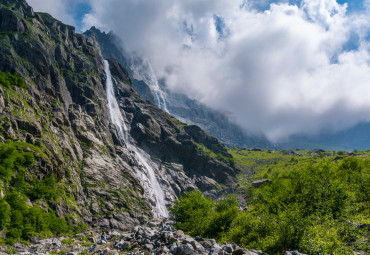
xmin=84 ymin=26 xmax=370 ymax=151
xmin=84 ymin=27 xmax=272 ymax=149
xmin=80 ymin=0 xmax=370 ymax=144
xmin=278 ymin=122 xmax=370 ymax=151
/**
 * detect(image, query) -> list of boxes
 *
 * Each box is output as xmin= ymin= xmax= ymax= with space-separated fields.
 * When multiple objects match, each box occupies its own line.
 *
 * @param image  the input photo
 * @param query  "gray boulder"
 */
xmin=285 ymin=251 xmax=307 ymax=255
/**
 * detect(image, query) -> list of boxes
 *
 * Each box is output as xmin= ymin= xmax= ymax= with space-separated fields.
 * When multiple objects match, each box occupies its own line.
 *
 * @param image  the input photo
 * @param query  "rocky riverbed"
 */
xmin=2 ymin=219 xmax=306 ymax=255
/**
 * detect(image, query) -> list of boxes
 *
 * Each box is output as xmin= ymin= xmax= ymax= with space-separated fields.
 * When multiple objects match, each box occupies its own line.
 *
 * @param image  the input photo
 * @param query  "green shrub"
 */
xmin=170 ymin=156 xmax=370 ymax=254
xmin=28 ymin=175 xmax=58 ymax=201
xmin=5 ymin=191 xmax=28 ymax=212
xmin=170 ymin=191 xmax=241 ymax=239
xmin=0 ymin=140 xmax=36 ymax=182
xmin=0 ymin=141 xmax=75 ymax=243
xmin=226 ymin=209 xmax=276 ymax=249
xmin=0 ymin=199 xmax=11 ymax=230
xmin=205 ymin=196 xmax=239 ymax=238
xmin=46 ymin=213 xmax=71 ymax=236
xmin=300 ymin=221 xmax=352 ymax=255
xmin=169 ymin=190 xmax=214 ymax=236
xmin=0 ymin=70 xmax=26 ymax=89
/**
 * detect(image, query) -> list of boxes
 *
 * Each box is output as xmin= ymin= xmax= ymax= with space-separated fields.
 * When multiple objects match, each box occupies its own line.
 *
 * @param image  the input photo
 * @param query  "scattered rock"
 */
xmin=285 ymin=251 xmax=307 ymax=255
xmin=223 ymin=244 xmax=233 ymax=253
xmin=251 ymin=179 xmax=271 ymax=188
xmin=232 ymin=248 xmax=247 ymax=255
xmin=11 ymin=219 xmax=269 ymax=254
xmin=250 ymin=250 xmax=267 ymax=255
xmin=175 ymin=230 xmax=185 ymax=237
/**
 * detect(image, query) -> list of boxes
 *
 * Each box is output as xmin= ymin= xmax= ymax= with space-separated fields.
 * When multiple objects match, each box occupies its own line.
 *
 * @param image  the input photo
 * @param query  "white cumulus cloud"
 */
xmin=42 ymin=0 xmax=370 ymax=142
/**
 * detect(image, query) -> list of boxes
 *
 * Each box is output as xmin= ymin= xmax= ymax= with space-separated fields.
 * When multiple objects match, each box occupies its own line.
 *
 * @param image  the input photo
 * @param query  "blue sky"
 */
xmin=35 ymin=0 xmax=368 ymax=55
xmin=337 ymin=0 xmax=366 ymax=11
xmin=72 ymin=2 xmax=91 ymax=30
xmin=28 ymin=0 xmax=368 ymax=31
xmin=27 ymin=0 xmax=370 ymax=141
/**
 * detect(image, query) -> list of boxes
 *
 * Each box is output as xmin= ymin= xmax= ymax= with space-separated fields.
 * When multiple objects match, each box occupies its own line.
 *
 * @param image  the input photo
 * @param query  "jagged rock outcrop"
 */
xmin=0 ymin=0 xmax=237 ymax=231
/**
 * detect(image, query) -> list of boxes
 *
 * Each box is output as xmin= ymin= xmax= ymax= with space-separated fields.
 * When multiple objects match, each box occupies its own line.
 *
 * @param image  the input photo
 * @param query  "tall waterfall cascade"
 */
xmin=104 ymin=60 xmax=168 ymax=217
xmin=130 ymin=57 xmax=169 ymax=113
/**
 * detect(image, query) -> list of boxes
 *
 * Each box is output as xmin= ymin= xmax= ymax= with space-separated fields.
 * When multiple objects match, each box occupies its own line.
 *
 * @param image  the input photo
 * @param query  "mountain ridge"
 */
xmin=0 ymin=0 xmax=237 ymax=240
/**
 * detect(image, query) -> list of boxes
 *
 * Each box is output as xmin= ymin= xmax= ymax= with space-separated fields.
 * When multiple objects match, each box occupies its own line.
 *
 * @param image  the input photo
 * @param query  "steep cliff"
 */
xmin=0 ymin=0 xmax=237 ymax=237
xmin=84 ymin=27 xmax=156 ymax=104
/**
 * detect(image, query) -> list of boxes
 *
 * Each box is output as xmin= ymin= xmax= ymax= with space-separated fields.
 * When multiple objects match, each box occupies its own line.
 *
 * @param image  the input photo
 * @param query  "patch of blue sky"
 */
xmin=331 ymin=31 xmax=363 ymax=63
xmin=182 ymin=20 xmax=196 ymax=42
xmin=337 ymin=0 xmax=366 ymax=12
xmin=213 ymin=15 xmax=229 ymax=40
xmin=342 ymin=31 xmax=361 ymax=51
xmin=244 ymin=0 xmax=365 ymax=13
xmin=365 ymin=32 xmax=370 ymax=42
xmin=72 ymin=2 xmax=91 ymax=31
xmin=183 ymin=20 xmax=194 ymax=36
xmin=242 ymin=0 xmax=300 ymax=12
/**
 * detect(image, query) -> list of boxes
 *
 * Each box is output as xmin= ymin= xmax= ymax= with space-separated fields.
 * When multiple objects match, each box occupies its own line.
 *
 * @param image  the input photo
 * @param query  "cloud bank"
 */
xmin=41 ymin=0 xmax=370 ymax=142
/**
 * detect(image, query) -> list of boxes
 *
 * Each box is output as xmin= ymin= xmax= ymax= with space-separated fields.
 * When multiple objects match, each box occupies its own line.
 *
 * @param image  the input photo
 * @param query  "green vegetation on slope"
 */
xmin=0 ymin=140 xmax=86 ymax=245
xmin=0 ymin=70 xmax=26 ymax=89
xmin=196 ymin=143 xmax=235 ymax=167
xmin=170 ymin=150 xmax=369 ymax=255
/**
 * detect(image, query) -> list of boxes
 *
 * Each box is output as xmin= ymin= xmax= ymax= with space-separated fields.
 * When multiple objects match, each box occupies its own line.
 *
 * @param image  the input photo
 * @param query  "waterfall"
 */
xmin=145 ymin=63 xmax=169 ymax=113
xmin=130 ymin=57 xmax=169 ymax=113
xmin=104 ymin=60 xmax=168 ymax=217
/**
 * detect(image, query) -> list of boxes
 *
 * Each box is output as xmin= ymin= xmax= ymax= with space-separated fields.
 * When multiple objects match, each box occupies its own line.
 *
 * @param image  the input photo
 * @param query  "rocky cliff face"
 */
xmin=85 ymin=27 xmax=272 ymax=149
xmin=0 ymin=0 xmax=236 ymax=231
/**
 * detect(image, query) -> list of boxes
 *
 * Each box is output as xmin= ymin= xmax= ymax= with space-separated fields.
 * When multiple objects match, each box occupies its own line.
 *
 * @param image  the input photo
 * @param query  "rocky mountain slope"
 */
xmin=84 ymin=27 xmax=272 ymax=149
xmin=0 ymin=0 xmax=237 ymax=235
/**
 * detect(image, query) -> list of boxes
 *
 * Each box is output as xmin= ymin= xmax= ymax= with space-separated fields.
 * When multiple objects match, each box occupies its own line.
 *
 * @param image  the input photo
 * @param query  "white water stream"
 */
xmin=130 ymin=57 xmax=169 ymax=113
xmin=104 ymin=60 xmax=168 ymax=217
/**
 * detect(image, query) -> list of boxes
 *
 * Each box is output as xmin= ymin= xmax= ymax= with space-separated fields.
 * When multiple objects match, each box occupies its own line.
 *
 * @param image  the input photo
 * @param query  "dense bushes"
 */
xmin=0 ymin=141 xmax=76 ymax=244
xmin=0 ymin=191 xmax=72 ymax=243
xmin=170 ymin=191 xmax=239 ymax=239
xmin=0 ymin=70 xmax=26 ymax=89
xmin=170 ymin=157 xmax=369 ymax=254
xmin=170 ymin=190 xmax=214 ymax=236
xmin=0 ymin=140 xmax=36 ymax=182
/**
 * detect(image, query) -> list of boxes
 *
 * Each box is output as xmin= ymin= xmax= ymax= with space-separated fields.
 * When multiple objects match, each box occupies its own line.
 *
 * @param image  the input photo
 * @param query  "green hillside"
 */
xmin=171 ymin=149 xmax=370 ymax=254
